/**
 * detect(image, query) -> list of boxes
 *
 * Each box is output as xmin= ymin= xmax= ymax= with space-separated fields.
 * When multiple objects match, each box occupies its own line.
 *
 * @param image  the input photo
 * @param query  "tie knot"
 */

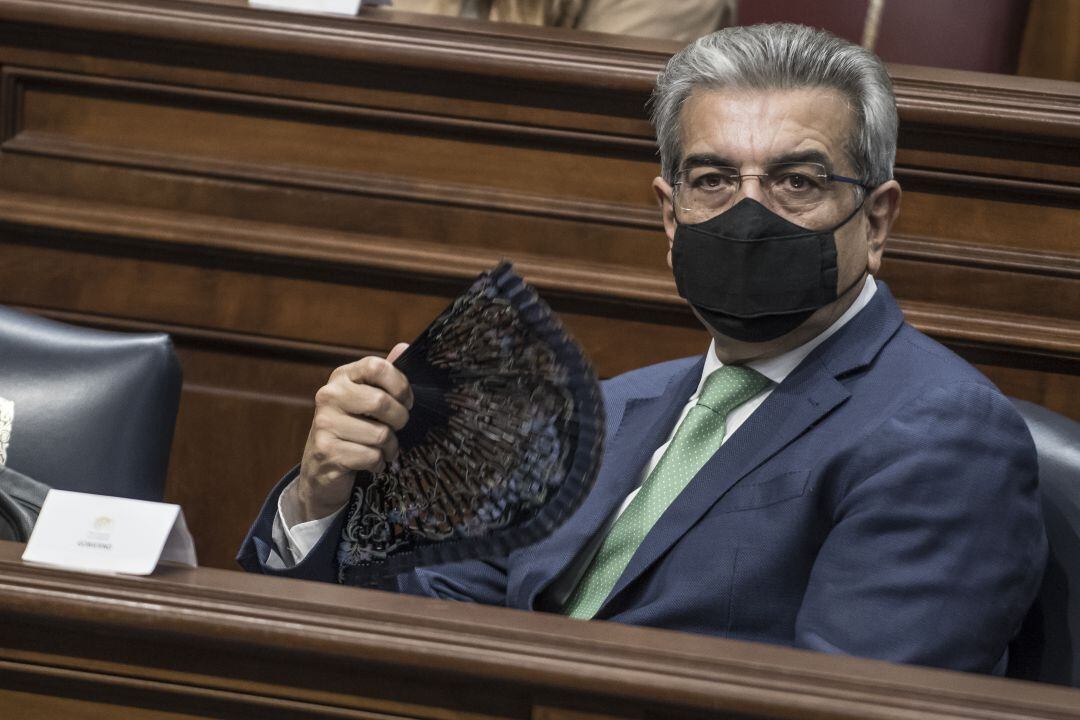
xmin=697 ymin=365 xmax=771 ymax=416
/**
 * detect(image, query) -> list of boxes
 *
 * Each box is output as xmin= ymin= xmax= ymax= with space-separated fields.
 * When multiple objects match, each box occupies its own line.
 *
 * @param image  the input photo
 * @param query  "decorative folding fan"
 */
xmin=336 ymin=262 xmax=605 ymax=586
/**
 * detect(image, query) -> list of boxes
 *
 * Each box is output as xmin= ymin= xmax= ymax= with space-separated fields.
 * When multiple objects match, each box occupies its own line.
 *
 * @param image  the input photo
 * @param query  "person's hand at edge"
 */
xmin=288 ymin=343 xmax=412 ymax=524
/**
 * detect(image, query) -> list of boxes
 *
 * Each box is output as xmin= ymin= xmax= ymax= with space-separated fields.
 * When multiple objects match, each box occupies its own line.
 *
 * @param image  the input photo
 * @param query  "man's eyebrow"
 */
xmin=767 ymin=149 xmax=834 ymax=169
xmin=680 ymin=150 xmax=837 ymax=172
xmin=680 ymin=153 xmax=737 ymax=170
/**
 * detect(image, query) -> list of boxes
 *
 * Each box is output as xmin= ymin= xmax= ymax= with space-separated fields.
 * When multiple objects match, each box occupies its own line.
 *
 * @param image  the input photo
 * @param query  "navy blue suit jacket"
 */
xmin=239 ymin=283 xmax=1047 ymax=673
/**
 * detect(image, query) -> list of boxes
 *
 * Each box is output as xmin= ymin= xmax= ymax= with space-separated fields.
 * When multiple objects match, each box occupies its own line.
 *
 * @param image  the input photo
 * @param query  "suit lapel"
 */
xmin=514 ymin=356 xmax=705 ymax=610
xmin=598 ymin=357 xmax=848 ymax=614
xmin=597 ymin=283 xmax=907 ymax=616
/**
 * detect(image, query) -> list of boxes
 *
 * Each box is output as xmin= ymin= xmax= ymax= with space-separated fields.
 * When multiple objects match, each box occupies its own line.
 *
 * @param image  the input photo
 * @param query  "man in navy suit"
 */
xmin=239 ymin=24 xmax=1046 ymax=674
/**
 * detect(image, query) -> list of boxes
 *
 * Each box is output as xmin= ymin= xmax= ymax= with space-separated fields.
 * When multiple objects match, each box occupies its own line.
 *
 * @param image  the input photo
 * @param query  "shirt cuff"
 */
xmin=275 ymin=477 xmax=348 ymax=562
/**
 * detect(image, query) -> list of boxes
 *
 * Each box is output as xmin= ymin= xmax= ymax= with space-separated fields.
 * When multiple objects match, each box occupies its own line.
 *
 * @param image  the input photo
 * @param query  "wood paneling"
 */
xmin=1 ymin=541 xmax=1080 ymax=719
xmin=1019 ymin=0 xmax=1080 ymax=82
xmin=0 ymin=0 xmax=1077 ymax=568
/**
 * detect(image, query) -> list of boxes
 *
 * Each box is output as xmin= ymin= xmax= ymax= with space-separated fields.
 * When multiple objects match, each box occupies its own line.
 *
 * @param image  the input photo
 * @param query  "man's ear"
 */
xmin=653 ymin=176 xmax=678 ymax=267
xmin=864 ymin=179 xmax=901 ymax=274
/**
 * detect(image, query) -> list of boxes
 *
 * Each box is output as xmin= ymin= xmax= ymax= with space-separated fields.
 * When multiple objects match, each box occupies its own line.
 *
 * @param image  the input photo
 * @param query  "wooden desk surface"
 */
xmin=0 ymin=540 xmax=1078 ymax=719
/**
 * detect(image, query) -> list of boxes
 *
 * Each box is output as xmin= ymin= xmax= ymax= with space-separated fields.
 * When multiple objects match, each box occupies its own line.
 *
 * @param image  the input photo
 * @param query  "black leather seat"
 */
xmin=1008 ymin=399 xmax=1080 ymax=686
xmin=0 ymin=306 xmax=182 ymax=501
xmin=0 ymin=466 xmax=49 ymax=541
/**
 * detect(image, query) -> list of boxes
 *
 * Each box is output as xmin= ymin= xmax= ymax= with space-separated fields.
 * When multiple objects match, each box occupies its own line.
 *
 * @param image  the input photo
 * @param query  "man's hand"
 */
xmin=291 ymin=343 xmax=412 ymax=524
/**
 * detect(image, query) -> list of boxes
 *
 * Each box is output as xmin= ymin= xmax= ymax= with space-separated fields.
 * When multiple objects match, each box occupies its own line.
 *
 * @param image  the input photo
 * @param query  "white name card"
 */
xmin=22 ymin=490 xmax=197 ymax=575
xmin=248 ymin=0 xmax=363 ymax=16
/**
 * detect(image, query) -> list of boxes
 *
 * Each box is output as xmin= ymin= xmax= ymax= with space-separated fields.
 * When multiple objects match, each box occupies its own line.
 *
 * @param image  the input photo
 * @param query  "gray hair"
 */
xmin=651 ymin=23 xmax=898 ymax=187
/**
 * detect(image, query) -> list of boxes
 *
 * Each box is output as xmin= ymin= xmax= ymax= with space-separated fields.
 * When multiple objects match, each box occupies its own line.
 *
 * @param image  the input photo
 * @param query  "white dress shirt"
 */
xmin=272 ymin=276 xmax=879 ymax=567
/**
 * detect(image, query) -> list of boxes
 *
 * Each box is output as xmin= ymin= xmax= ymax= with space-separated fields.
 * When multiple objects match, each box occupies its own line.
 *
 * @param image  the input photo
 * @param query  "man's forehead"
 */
xmin=678 ymin=86 xmax=856 ymax=168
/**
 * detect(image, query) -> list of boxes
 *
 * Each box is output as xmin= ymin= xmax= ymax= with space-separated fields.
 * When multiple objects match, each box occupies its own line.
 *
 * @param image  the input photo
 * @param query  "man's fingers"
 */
xmin=305 ymin=411 xmax=401 ymax=479
xmin=318 ymin=383 xmax=409 ymax=431
xmin=327 ymin=441 xmax=391 ymax=475
xmin=297 ymin=346 xmax=413 ymax=522
xmin=335 ymin=355 xmax=412 ymax=410
xmin=384 ymin=344 xmax=414 ymax=410
xmin=322 ymin=411 xmax=401 ymax=461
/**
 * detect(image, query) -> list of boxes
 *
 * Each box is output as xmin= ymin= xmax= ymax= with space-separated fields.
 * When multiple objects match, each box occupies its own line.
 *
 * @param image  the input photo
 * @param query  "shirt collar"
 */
xmin=693 ymin=274 xmax=878 ymax=397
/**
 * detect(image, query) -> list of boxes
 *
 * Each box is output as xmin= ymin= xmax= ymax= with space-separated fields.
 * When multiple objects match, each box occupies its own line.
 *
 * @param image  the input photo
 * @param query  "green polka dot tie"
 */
xmin=563 ymin=364 xmax=771 ymax=619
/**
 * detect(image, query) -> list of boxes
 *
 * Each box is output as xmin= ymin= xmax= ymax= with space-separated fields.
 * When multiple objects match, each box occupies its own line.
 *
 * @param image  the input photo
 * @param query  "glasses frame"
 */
xmin=672 ymin=162 xmax=872 ymax=220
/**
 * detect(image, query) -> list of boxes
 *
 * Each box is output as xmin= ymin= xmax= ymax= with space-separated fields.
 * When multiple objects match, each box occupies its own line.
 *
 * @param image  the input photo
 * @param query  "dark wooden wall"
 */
xmin=0 ymin=0 xmax=1077 ymax=568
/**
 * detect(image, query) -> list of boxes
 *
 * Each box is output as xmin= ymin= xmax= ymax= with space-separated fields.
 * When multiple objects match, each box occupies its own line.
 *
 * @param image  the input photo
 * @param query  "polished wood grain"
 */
xmin=1 ymin=541 xmax=1079 ymax=719
xmin=1019 ymin=0 xmax=1080 ymax=82
xmin=0 ymin=0 xmax=1077 ymax=567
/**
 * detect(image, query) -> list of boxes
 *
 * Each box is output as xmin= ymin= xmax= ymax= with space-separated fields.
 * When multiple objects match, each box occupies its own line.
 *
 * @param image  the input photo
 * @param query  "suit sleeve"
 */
xmin=794 ymin=382 xmax=1048 ymax=673
xmin=237 ymin=465 xmax=345 ymax=582
xmin=238 ymin=466 xmax=512 ymax=604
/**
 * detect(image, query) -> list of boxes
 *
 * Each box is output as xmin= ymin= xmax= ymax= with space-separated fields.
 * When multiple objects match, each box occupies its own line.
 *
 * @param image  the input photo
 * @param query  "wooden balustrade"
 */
xmin=2 ymin=541 xmax=1079 ymax=719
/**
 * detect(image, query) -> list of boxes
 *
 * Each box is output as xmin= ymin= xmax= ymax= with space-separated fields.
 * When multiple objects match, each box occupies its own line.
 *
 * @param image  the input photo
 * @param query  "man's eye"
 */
xmin=692 ymin=173 xmax=736 ymax=190
xmin=777 ymin=173 xmax=817 ymax=191
xmin=785 ymin=174 xmax=807 ymax=188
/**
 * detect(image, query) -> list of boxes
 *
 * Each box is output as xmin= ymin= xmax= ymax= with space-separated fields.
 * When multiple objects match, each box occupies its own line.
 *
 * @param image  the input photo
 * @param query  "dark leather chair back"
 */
xmin=1008 ymin=399 xmax=1080 ymax=686
xmin=0 ymin=306 xmax=181 ymax=501
xmin=0 ymin=466 xmax=49 ymax=541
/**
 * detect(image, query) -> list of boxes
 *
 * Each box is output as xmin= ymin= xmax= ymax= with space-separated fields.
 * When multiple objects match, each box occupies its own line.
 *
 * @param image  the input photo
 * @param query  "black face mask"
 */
xmin=671 ymin=198 xmax=865 ymax=343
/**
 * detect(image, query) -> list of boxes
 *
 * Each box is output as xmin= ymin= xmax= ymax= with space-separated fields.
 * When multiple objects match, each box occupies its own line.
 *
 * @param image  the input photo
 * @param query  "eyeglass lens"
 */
xmin=675 ymin=162 xmax=856 ymax=220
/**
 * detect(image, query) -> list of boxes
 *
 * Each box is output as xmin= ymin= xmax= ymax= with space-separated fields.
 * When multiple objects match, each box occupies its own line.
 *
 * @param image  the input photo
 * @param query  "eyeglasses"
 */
xmin=673 ymin=162 xmax=868 ymax=220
